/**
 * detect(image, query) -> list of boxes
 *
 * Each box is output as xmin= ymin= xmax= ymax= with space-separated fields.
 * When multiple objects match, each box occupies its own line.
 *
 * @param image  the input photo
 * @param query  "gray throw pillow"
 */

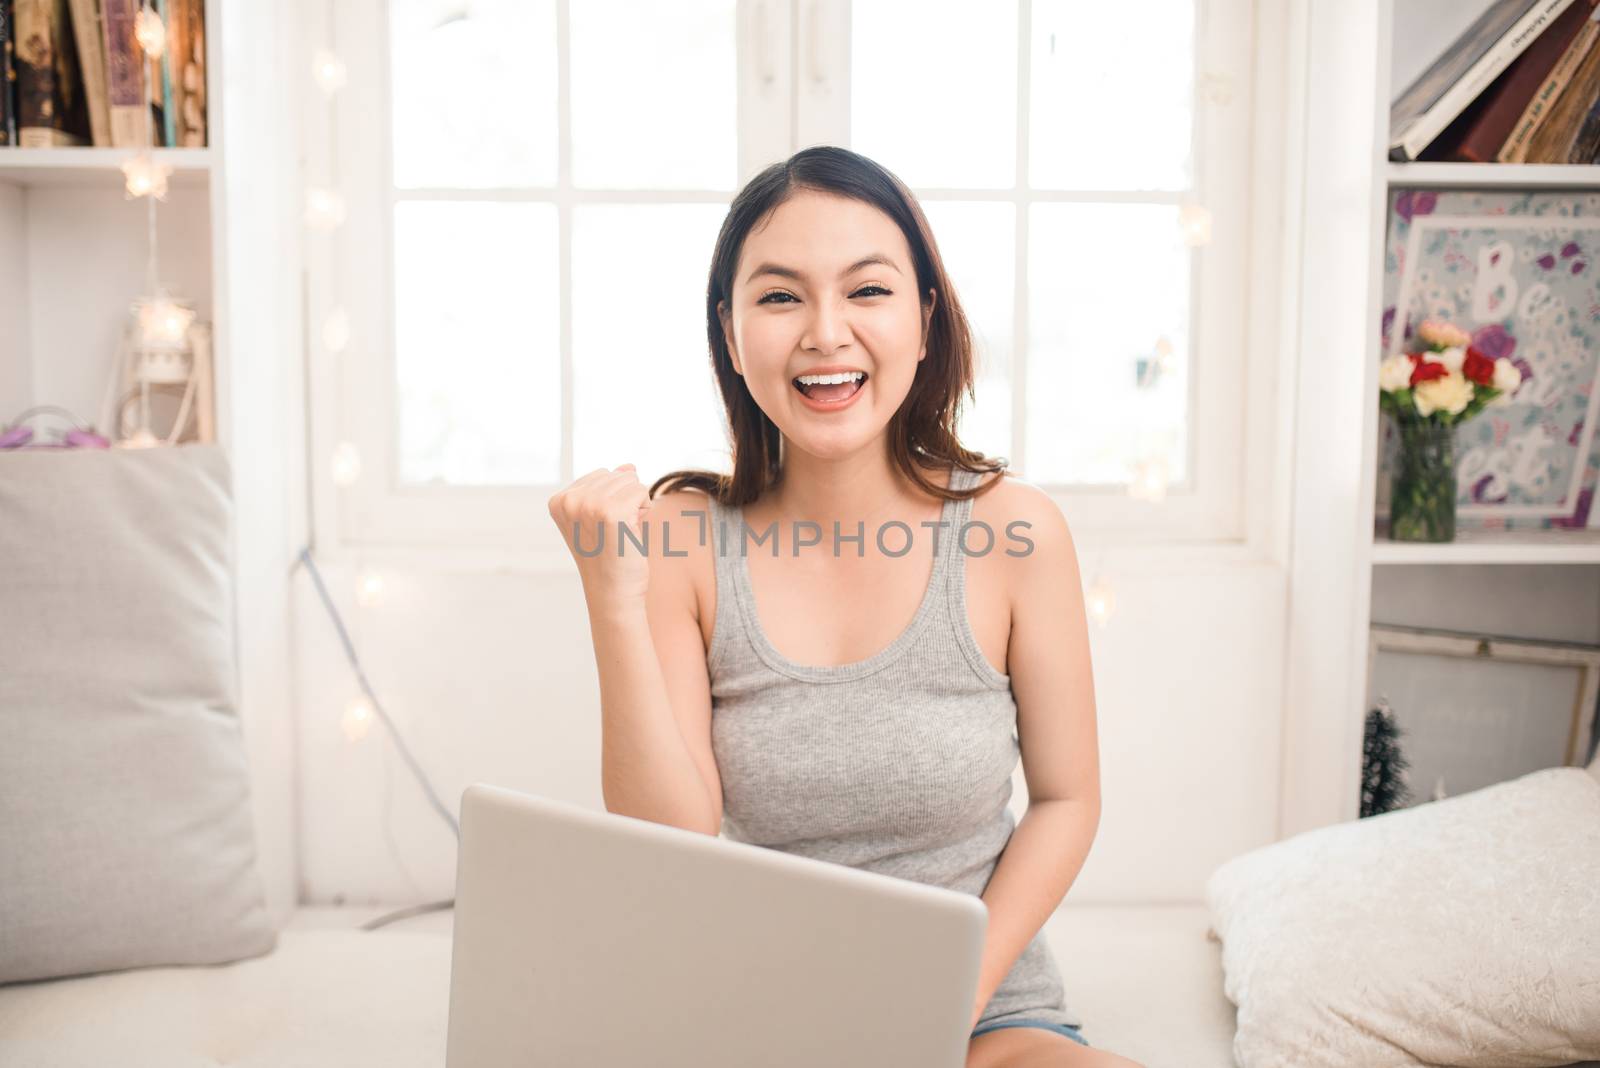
xmin=0 ymin=443 xmax=276 ymax=984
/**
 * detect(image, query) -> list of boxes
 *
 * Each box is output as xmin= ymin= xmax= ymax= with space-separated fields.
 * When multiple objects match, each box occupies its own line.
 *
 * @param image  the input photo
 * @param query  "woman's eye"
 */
xmin=756 ymin=285 xmax=889 ymax=305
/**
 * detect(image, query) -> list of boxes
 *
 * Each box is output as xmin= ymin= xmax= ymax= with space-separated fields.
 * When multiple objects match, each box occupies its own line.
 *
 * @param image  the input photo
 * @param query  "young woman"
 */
xmin=549 ymin=146 xmax=1137 ymax=1068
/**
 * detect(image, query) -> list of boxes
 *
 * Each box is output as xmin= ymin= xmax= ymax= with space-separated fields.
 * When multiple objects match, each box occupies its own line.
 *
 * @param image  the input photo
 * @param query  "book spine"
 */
xmin=1442 ymin=0 xmax=1600 ymax=162
xmin=67 ymin=0 xmax=108 ymax=144
xmin=164 ymin=0 xmax=182 ymax=147
xmin=100 ymin=0 xmax=140 ymax=147
xmin=1566 ymin=87 xmax=1600 ymax=159
xmin=157 ymin=0 xmax=171 ymax=145
xmin=0 ymin=0 xmax=14 ymax=146
xmin=1397 ymin=0 xmax=1578 ymax=161
xmin=16 ymin=0 xmax=90 ymax=146
xmin=1525 ymin=12 xmax=1600 ymax=161
xmin=177 ymin=0 xmax=200 ymax=147
xmin=1499 ymin=11 xmax=1600 ymax=160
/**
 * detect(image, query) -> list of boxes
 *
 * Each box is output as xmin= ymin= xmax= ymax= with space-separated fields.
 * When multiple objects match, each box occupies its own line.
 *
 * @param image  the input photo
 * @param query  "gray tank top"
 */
xmin=704 ymin=465 xmax=1082 ymax=1031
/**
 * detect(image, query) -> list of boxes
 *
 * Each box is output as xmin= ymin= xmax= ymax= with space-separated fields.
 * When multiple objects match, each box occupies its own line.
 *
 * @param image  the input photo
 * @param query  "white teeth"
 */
xmin=795 ymin=371 xmax=865 ymax=385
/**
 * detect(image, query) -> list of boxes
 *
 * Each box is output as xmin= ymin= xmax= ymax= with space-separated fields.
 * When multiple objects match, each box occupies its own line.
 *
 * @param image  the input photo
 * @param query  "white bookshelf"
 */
xmin=0 ymin=20 xmax=222 ymax=431
xmin=1371 ymin=526 xmax=1600 ymax=565
xmin=1385 ymin=161 xmax=1600 ymax=189
xmin=1352 ymin=0 xmax=1600 ymax=799
xmin=0 ymin=4 xmax=307 ymax=919
xmin=0 ymin=147 xmax=212 ymax=187
xmin=1279 ymin=0 xmax=1600 ymax=838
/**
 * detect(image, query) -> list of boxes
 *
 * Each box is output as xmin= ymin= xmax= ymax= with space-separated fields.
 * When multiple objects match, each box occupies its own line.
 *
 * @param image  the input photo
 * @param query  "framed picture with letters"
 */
xmin=1379 ymin=189 xmax=1600 ymax=531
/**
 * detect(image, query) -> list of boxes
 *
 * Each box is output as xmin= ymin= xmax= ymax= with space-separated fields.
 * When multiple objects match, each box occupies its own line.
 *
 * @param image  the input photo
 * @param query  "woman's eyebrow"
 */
xmin=744 ymin=254 xmax=902 ymax=285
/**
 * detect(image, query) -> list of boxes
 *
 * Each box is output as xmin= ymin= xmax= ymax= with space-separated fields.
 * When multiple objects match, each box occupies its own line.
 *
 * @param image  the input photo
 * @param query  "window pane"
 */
xmin=1026 ymin=203 xmax=1190 ymax=485
xmin=851 ymin=0 xmax=1016 ymax=188
xmin=1030 ymin=0 xmax=1194 ymax=191
xmin=394 ymin=201 xmax=560 ymax=485
xmin=389 ymin=0 xmax=556 ymax=189
xmin=921 ymin=201 xmax=1014 ymax=463
xmin=570 ymin=1 xmax=737 ymax=189
xmin=572 ymin=204 xmax=731 ymax=478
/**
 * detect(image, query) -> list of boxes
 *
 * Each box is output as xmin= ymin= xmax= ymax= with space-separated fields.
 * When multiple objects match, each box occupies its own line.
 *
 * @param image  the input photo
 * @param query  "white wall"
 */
xmin=0 ymin=183 xmax=32 ymax=408
xmin=0 ymin=182 xmax=210 ymax=424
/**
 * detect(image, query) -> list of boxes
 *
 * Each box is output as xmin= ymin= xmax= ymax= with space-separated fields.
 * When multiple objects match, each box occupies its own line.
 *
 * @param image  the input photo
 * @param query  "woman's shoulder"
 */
xmin=642 ymin=487 xmax=722 ymax=622
xmin=966 ymin=470 xmax=1074 ymax=560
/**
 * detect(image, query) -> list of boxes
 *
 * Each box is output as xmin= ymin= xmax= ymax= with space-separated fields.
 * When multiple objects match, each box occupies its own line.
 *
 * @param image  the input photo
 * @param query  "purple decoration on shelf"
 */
xmin=0 ymin=426 xmax=35 ymax=449
xmin=61 ymin=428 xmax=110 ymax=448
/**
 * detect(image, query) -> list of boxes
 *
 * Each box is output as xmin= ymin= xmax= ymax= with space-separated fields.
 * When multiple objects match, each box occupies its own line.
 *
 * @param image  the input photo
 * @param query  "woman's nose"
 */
xmin=801 ymin=297 xmax=850 ymax=355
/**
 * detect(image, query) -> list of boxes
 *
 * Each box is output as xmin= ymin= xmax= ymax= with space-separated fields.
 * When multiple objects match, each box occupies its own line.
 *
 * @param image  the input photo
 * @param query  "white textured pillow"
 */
xmin=1206 ymin=767 xmax=1600 ymax=1068
xmin=0 ymin=445 xmax=276 ymax=985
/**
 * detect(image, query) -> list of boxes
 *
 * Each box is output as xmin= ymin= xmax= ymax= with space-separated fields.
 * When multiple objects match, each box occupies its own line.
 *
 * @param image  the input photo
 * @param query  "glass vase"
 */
xmin=1388 ymin=419 xmax=1456 ymax=542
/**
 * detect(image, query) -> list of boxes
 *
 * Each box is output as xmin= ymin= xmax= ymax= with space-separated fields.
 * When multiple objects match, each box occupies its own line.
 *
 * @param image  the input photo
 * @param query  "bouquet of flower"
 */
xmin=1377 ymin=319 xmax=1525 ymax=543
xmin=1377 ymin=319 xmax=1523 ymax=425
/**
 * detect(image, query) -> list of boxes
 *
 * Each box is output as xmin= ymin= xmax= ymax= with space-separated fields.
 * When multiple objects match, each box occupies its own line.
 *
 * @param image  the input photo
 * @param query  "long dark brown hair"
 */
xmin=650 ymin=145 xmax=1007 ymax=508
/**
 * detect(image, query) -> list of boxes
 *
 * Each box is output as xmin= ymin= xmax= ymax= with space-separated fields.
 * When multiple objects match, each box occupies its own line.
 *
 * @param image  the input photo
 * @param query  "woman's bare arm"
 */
xmin=968 ymin=478 xmax=1101 ymax=1027
xmin=589 ymin=490 xmax=723 ymax=835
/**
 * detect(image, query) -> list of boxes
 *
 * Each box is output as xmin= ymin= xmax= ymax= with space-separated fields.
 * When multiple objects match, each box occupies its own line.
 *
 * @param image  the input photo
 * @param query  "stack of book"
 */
xmin=1391 ymin=0 xmax=1600 ymax=163
xmin=0 ymin=0 xmax=206 ymax=149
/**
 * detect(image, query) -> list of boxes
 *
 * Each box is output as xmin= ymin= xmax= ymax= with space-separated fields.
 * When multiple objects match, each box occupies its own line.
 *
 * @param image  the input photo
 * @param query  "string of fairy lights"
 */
xmin=295 ymin=28 xmax=461 ymax=931
xmin=117 ymin=1 xmax=196 ymax=417
xmin=297 ymin=33 xmax=392 ymax=745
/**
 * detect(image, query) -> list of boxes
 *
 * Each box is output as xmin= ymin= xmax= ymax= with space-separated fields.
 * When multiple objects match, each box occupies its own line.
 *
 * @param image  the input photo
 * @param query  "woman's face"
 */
xmin=718 ymin=189 xmax=935 ymax=460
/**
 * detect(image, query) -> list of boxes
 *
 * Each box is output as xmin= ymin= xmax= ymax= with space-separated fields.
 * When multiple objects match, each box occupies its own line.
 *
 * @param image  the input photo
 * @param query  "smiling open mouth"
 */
xmin=792 ymin=371 xmax=867 ymax=403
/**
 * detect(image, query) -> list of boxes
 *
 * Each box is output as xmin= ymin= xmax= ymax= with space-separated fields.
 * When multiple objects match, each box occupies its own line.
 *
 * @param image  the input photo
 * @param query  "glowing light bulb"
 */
xmin=1179 ymin=203 xmax=1212 ymax=248
xmin=1086 ymin=576 xmax=1117 ymax=629
xmin=122 ymin=153 xmax=172 ymax=199
xmin=136 ymin=295 xmax=196 ymax=345
xmin=304 ymin=187 xmax=346 ymax=230
xmin=1128 ymin=456 xmax=1170 ymax=503
xmin=322 ymin=307 xmax=351 ymax=353
xmin=356 ymin=569 xmax=385 ymax=607
xmin=313 ymin=49 xmax=347 ymax=95
xmin=135 ymin=6 xmax=166 ymax=57
xmin=331 ymin=442 xmax=362 ymax=486
xmin=342 ymin=695 xmax=375 ymax=742
xmin=1154 ymin=336 xmax=1175 ymax=371
xmin=121 ymin=427 xmax=160 ymax=450
xmin=1198 ymin=71 xmax=1234 ymax=106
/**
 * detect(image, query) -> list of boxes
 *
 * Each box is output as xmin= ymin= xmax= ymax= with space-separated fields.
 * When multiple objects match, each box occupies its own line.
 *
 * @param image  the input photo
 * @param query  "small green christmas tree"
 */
xmin=1361 ymin=700 xmax=1412 ymax=818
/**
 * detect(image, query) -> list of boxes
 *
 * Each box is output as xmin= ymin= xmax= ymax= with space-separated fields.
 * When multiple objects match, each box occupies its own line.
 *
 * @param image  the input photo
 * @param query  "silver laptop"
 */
xmin=444 ymin=783 xmax=988 ymax=1068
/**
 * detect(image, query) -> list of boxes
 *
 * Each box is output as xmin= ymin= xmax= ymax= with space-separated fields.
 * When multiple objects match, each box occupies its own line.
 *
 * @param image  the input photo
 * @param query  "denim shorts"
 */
xmin=970 ymin=1018 xmax=1091 ymax=1047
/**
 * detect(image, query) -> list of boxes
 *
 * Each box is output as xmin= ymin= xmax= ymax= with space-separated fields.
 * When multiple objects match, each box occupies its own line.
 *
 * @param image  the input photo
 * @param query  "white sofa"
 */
xmin=0 ymin=900 xmax=1235 ymax=1066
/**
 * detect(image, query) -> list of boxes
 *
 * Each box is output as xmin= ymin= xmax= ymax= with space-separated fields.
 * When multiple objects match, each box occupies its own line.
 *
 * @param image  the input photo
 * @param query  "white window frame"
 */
xmin=303 ymin=0 xmax=1266 ymax=568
